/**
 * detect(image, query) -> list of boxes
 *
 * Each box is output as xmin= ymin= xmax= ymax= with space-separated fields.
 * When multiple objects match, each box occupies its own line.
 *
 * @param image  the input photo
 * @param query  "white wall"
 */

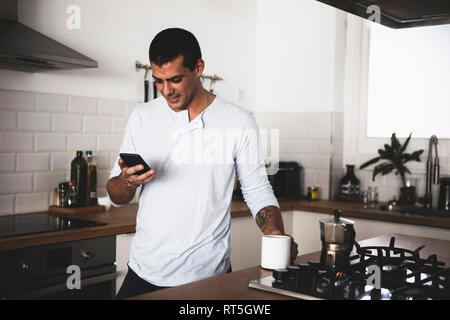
xmin=254 ymin=0 xmax=346 ymax=112
xmin=0 ymin=0 xmax=347 ymax=214
xmin=0 ymin=0 xmax=258 ymax=110
xmin=0 ymin=88 xmax=139 ymax=215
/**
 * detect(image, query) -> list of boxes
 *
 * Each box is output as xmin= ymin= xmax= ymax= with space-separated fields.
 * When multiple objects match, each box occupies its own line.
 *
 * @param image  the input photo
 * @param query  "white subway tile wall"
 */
xmin=0 ymin=89 xmax=141 ymax=215
xmin=255 ymin=111 xmax=333 ymax=200
xmin=5 ymin=89 xmax=428 ymax=214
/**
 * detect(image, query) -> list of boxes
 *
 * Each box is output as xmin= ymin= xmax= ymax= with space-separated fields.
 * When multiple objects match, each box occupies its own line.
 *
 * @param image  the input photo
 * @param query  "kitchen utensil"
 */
xmin=319 ymin=209 xmax=355 ymax=270
xmin=438 ymin=177 xmax=450 ymax=212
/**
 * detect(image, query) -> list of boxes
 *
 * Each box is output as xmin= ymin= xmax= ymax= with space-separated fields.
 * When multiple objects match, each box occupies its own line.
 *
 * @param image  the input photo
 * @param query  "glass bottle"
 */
xmin=58 ymin=182 xmax=69 ymax=208
xmin=67 ymin=180 xmax=78 ymax=208
xmin=339 ymin=165 xmax=360 ymax=195
xmin=86 ymin=150 xmax=98 ymax=206
xmin=70 ymin=150 xmax=87 ymax=207
xmin=368 ymin=186 xmax=378 ymax=208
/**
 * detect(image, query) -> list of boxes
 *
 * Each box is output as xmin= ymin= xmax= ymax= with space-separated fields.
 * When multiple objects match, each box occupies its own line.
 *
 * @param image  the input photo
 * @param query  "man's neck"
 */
xmin=187 ymin=89 xmax=212 ymax=122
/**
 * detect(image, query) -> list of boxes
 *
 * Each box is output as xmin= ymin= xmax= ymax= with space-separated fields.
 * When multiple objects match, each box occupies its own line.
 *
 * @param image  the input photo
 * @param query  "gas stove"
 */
xmin=249 ymin=236 xmax=450 ymax=300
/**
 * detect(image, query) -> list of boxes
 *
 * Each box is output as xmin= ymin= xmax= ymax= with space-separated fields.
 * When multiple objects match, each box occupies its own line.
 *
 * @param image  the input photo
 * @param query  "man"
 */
xmin=107 ymin=28 xmax=298 ymax=300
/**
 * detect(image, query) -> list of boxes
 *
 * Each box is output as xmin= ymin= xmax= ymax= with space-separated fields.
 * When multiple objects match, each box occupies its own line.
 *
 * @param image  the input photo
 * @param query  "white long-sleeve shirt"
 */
xmin=109 ymin=96 xmax=279 ymax=287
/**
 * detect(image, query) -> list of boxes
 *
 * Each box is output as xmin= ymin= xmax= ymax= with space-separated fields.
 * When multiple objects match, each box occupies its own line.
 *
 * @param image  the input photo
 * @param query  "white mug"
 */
xmin=260 ymin=234 xmax=291 ymax=270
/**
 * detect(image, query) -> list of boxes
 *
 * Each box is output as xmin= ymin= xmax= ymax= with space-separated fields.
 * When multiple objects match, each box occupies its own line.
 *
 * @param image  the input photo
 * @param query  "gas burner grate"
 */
xmin=249 ymin=236 xmax=450 ymax=300
xmin=348 ymin=237 xmax=450 ymax=298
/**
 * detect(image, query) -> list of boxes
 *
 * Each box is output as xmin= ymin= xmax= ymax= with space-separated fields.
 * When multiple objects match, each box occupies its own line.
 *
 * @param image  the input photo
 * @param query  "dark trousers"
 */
xmin=115 ymin=264 xmax=232 ymax=300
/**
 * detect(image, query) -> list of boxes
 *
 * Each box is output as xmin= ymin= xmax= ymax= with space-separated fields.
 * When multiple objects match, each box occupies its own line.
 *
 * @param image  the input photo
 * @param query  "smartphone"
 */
xmin=119 ymin=153 xmax=152 ymax=175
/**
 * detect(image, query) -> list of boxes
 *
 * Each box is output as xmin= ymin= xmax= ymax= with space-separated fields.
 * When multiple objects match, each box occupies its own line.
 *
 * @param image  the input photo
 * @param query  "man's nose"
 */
xmin=161 ymin=81 xmax=174 ymax=96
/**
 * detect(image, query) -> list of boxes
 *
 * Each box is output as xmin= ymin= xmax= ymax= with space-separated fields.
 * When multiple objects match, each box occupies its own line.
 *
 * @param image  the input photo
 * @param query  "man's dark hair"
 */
xmin=149 ymin=28 xmax=202 ymax=71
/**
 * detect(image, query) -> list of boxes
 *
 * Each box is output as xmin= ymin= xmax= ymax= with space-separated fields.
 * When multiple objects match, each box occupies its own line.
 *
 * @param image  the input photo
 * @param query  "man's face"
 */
xmin=151 ymin=55 xmax=203 ymax=112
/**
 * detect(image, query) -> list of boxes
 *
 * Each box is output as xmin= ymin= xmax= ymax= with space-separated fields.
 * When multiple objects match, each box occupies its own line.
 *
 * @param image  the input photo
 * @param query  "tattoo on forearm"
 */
xmin=256 ymin=206 xmax=284 ymax=234
xmin=256 ymin=208 xmax=271 ymax=231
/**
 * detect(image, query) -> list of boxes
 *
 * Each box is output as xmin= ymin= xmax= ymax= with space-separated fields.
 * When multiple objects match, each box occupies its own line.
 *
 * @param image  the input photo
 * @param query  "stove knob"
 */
xmin=81 ymin=249 xmax=93 ymax=261
xmin=273 ymin=269 xmax=288 ymax=282
xmin=21 ymin=261 xmax=30 ymax=271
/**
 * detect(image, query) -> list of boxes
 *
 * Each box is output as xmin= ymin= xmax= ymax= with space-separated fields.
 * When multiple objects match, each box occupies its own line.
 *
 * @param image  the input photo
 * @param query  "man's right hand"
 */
xmin=106 ymin=159 xmax=157 ymax=205
xmin=118 ymin=158 xmax=157 ymax=187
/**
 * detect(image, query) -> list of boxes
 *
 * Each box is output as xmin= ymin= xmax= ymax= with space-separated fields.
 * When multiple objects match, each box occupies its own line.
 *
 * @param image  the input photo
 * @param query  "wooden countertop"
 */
xmin=1 ymin=199 xmax=448 ymax=251
xmin=129 ymin=234 xmax=450 ymax=300
xmin=292 ymin=200 xmax=450 ymax=229
xmin=233 ymin=199 xmax=450 ymax=229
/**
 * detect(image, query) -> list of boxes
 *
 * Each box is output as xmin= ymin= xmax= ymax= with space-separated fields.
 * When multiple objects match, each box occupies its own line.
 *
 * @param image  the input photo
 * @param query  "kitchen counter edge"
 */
xmin=1 ymin=199 xmax=448 ymax=251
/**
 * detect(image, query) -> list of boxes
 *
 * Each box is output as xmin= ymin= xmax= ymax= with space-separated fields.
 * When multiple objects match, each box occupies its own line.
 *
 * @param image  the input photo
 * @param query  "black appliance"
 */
xmin=232 ymin=162 xmax=303 ymax=201
xmin=249 ymin=236 xmax=450 ymax=300
xmin=316 ymin=0 xmax=450 ymax=29
xmin=438 ymin=177 xmax=450 ymax=213
xmin=0 ymin=0 xmax=98 ymax=72
xmin=268 ymin=161 xmax=303 ymax=200
xmin=0 ymin=213 xmax=116 ymax=300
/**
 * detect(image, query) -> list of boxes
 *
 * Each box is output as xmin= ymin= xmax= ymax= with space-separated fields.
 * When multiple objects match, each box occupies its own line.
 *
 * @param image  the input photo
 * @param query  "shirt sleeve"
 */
xmin=235 ymin=113 xmax=279 ymax=218
xmin=107 ymin=107 xmax=139 ymax=207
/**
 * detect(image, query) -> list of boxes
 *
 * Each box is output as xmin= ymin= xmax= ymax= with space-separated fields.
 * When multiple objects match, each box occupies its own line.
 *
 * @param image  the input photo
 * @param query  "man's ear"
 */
xmin=195 ymin=59 xmax=205 ymax=78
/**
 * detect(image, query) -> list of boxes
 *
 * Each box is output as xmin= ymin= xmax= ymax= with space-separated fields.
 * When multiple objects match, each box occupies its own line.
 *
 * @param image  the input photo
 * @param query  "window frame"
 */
xmin=342 ymin=15 xmax=449 ymax=175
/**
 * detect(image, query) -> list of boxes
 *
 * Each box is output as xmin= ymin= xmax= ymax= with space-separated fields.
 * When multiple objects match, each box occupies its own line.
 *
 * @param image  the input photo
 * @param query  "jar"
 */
xmin=54 ymin=188 xmax=60 ymax=207
xmin=67 ymin=180 xmax=78 ymax=208
xmin=307 ymin=186 xmax=319 ymax=201
xmin=58 ymin=182 xmax=69 ymax=208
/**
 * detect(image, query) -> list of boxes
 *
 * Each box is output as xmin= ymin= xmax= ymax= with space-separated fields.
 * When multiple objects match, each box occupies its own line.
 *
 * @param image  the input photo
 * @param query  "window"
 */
xmin=366 ymin=23 xmax=450 ymax=139
xmin=342 ymin=16 xmax=449 ymax=168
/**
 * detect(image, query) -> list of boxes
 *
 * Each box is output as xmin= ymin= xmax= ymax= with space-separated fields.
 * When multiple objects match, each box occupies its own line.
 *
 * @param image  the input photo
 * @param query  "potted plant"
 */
xmin=359 ymin=133 xmax=424 ymax=206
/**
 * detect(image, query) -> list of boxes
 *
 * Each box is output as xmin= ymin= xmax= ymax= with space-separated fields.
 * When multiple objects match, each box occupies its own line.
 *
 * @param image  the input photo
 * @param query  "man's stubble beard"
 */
xmin=173 ymin=85 xmax=199 ymax=111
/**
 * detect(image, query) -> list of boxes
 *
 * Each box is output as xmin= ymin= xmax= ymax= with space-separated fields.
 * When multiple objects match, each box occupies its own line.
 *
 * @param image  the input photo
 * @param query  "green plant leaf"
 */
xmin=378 ymin=149 xmax=390 ymax=159
xmin=391 ymin=133 xmax=401 ymax=153
xmin=372 ymin=162 xmax=395 ymax=181
xmin=400 ymin=132 xmax=412 ymax=153
xmin=365 ymin=132 xmax=422 ymax=187
xmin=411 ymin=149 xmax=424 ymax=161
xmin=359 ymin=157 xmax=381 ymax=169
xmin=383 ymin=144 xmax=393 ymax=157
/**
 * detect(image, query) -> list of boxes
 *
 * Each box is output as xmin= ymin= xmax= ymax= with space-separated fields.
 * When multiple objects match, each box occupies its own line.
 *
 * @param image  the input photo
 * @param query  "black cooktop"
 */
xmin=0 ymin=213 xmax=107 ymax=238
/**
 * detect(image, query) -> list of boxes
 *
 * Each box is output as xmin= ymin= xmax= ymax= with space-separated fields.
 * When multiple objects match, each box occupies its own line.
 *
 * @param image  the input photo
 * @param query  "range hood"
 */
xmin=0 ymin=0 xmax=98 ymax=72
xmin=316 ymin=0 xmax=450 ymax=29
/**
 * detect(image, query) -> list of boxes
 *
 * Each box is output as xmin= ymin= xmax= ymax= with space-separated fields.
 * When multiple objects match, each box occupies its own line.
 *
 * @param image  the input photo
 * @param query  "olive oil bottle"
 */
xmin=70 ymin=150 xmax=87 ymax=207
xmin=86 ymin=150 xmax=98 ymax=206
